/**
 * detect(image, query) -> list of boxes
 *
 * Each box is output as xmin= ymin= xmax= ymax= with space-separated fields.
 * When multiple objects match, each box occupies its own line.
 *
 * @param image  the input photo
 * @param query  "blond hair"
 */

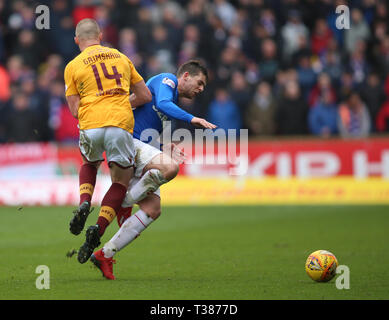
xmin=75 ymin=19 xmax=100 ymax=41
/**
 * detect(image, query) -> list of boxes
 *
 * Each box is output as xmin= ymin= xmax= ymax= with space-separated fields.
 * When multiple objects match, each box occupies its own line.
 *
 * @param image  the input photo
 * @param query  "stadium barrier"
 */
xmin=0 ymin=137 xmax=388 ymax=206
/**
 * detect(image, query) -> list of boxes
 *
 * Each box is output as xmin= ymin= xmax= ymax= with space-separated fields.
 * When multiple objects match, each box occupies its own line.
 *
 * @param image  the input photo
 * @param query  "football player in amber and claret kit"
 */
xmin=64 ymin=18 xmax=152 ymax=264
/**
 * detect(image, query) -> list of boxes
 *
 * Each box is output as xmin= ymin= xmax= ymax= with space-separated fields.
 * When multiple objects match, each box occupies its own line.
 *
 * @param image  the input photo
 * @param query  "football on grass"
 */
xmin=305 ymin=250 xmax=338 ymax=282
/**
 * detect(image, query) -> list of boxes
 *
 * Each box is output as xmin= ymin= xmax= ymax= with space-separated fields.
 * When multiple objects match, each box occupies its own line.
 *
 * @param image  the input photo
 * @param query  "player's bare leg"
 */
xmin=69 ymin=157 xmax=101 ymax=235
xmin=78 ymin=163 xmax=133 ymax=264
xmin=136 ymin=193 xmax=161 ymax=220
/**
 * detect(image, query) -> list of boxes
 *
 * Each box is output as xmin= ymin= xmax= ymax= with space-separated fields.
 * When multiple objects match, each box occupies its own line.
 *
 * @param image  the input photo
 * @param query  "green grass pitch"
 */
xmin=0 ymin=205 xmax=388 ymax=300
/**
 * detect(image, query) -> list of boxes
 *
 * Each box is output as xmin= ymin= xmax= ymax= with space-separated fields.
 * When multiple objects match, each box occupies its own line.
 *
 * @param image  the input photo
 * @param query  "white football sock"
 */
xmin=102 ymin=209 xmax=154 ymax=258
xmin=122 ymin=169 xmax=167 ymax=207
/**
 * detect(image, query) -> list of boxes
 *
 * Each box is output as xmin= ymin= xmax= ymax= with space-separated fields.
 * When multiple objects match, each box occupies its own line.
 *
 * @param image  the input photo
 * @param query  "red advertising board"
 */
xmin=0 ymin=137 xmax=388 ymax=179
xmin=0 ymin=138 xmax=388 ymax=205
xmin=177 ymin=137 xmax=389 ymax=178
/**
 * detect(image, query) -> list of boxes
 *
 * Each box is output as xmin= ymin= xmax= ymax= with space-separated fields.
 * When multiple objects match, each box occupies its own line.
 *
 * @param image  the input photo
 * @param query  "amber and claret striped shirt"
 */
xmin=64 ymin=44 xmax=144 ymax=134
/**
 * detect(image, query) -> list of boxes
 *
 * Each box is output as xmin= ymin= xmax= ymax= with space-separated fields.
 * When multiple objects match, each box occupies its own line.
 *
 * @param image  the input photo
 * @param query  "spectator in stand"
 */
xmin=0 ymin=0 xmax=9 ymax=28
xmin=247 ymin=21 xmax=267 ymax=65
xmin=281 ymin=9 xmax=309 ymax=63
xmin=374 ymin=0 xmax=389 ymax=24
xmin=117 ymin=0 xmax=141 ymax=29
xmin=338 ymin=92 xmax=371 ymax=138
xmin=348 ymin=40 xmax=370 ymax=85
xmin=275 ymin=80 xmax=308 ymax=135
xmin=369 ymin=20 xmax=387 ymax=75
xmin=95 ymin=4 xmax=119 ymax=48
xmin=259 ymin=38 xmax=279 ymax=84
xmin=19 ymin=73 xmax=50 ymax=141
xmin=344 ymin=8 xmax=370 ymax=55
xmin=12 ymin=29 xmax=44 ymax=69
xmin=208 ymin=87 xmax=241 ymax=135
xmin=291 ymin=28 xmax=312 ymax=65
xmin=178 ymin=24 xmax=200 ymax=66
xmin=6 ymin=54 xmax=33 ymax=85
xmin=51 ymin=0 xmax=71 ymax=27
xmin=226 ymin=22 xmax=245 ymax=58
xmin=118 ymin=28 xmax=139 ymax=63
xmin=274 ymin=67 xmax=298 ymax=98
xmin=296 ymin=54 xmax=317 ymax=100
xmin=321 ymin=46 xmax=343 ymax=86
xmin=149 ymin=0 xmax=185 ymax=26
xmin=7 ymin=1 xmax=36 ymax=33
xmin=134 ymin=6 xmax=153 ymax=56
xmin=202 ymin=13 xmax=227 ymax=66
xmin=244 ymin=60 xmax=260 ymax=87
xmin=374 ymin=35 xmax=389 ymax=80
xmin=337 ymin=70 xmax=356 ymax=103
xmin=161 ymin=4 xmax=184 ymax=54
xmin=48 ymin=0 xmax=78 ymax=63
xmin=212 ymin=0 xmax=237 ymax=31
xmin=186 ymin=0 xmax=207 ymax=29
xmin=376 ymin=100 xmax=389 ymax=133
xmin=229 ymin=70 xmax=251 ymax=122
xmin=308 ymin=72 xmax=337 ymax=108
xmin=245 ymin=81 xmax=277 ymax=136
xmin=360 ymin=0 xmax=377 ymax=24
xmin=308 ymin=89 xmax=339 ymax=138
xmin=38 ymin=54 xmax=64 ymax=85
xmin=360 ymin=72 xmax=386 ymax=132
xmin=311 ymin=18 xmax=333 ymax=57
xmin=215 ymin=46 xmax=242 ymax=87
xmin=55 ymin=103 xmax=79 ymax=143
xmin=147 ymin=24 xmax=175 ymax=73
xmin=6 ymin=90 xmax=40 ymax=142
xmin=259 ymin=8 xmax=278 ymax=39
xmin=48 ymin=79 xmax=68 ymax=141
xmin=47 ymin=22 xmax=78 ymax=63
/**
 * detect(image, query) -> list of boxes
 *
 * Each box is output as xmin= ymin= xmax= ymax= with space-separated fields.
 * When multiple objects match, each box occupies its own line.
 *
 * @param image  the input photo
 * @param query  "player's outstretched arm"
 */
xmin=157 ymin=99 xmax=217 ymax=130
xmin=190 ymin=117 xmax=217 ymax=129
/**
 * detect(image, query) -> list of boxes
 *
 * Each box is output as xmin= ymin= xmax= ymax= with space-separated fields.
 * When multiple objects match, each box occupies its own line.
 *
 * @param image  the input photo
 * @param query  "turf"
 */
xmin=0 ymin=205 xmax=388 ymax=300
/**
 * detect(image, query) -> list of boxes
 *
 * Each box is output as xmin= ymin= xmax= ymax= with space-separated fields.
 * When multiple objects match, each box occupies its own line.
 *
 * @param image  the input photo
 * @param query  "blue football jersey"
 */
xmin=133 ymin=73 xmax=194 ymax=145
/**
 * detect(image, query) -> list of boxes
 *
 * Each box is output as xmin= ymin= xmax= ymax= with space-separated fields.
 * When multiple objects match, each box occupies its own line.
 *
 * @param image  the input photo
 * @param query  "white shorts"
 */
xmin=132 ymin=138 xmax=162 ymax=197
xmin=79 ymin=127 xmax=135 ymax=168
xmin=133 ymin=138 xmax=162 ymax=178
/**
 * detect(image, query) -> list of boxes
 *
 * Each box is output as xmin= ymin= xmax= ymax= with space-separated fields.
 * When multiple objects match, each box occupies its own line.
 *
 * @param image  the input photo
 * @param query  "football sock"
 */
xmin=79 ymin=163 xmax=98 ymax=205
xmin=116 ymin=206 xmax=133 ymax=227
xmin=96 ymin=182 xmax=127 ymax=236
xmin=122 ymin=169 xmax=167 ymax=207
xmin=102 ymin=209 xmax=154 ymax=258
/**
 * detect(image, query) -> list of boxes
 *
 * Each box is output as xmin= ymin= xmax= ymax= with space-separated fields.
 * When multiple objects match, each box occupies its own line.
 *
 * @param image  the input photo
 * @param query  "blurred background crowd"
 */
xmin=0 ymin=0 xmax=389 ymax=144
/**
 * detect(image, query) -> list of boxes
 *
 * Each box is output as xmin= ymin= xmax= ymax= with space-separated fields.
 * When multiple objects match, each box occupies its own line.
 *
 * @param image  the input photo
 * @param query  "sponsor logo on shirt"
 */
xmin=162 ymin=77 xmax=176 ymax=89
xmin=152 ymin=105 xmax=169 ymax=122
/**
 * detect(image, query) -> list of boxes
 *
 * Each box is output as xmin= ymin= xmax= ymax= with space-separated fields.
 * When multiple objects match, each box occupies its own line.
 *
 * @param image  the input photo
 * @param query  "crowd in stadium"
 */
xmin=0 ymin=0 xmax=389 ymax=144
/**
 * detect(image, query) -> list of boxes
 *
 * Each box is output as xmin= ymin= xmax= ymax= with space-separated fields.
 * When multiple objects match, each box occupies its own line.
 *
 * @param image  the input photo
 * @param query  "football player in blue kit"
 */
xmin=90 ymin=60 xmax=217 ymax=279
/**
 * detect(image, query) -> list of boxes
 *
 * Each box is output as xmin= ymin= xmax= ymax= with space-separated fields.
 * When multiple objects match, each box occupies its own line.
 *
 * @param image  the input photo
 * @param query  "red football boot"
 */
xmin=90 ymin=249 xmax=116 ymax=280
xmin=116 ymin=206 xmax=133 ymax=227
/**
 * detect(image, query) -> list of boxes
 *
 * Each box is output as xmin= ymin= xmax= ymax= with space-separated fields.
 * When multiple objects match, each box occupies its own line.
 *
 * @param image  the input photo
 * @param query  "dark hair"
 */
xmin=177 ymin=60 xmax=208 ymax=82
